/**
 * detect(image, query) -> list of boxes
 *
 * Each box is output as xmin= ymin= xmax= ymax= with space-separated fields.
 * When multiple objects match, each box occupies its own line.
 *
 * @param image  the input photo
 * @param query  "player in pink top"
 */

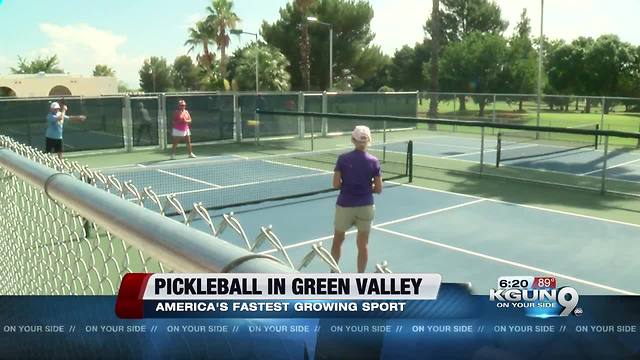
xmin=170 ymin=99 xmax=196 ymax=159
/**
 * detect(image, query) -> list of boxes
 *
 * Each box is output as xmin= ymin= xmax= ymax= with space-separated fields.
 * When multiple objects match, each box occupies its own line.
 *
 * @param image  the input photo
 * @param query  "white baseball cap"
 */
xmin=352 ymin=125 xmax=372 ymax=143
xmin=50 ymin=102 xmax=61 ymax=110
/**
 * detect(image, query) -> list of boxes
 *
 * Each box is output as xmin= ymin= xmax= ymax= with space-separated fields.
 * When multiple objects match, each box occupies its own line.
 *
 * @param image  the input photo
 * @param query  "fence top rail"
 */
xmin=256 ymin=110 xmax=640 ymax=140
xmin=0 ymin=146 xmax=295 ymax=274
xmin=419 ymin=92 xmax=640 ymax=102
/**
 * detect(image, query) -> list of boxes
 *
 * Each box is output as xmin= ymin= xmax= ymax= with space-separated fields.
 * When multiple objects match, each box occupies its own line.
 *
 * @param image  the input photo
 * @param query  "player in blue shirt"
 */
xmin=45 ymin=101 xmax=86 ymax=158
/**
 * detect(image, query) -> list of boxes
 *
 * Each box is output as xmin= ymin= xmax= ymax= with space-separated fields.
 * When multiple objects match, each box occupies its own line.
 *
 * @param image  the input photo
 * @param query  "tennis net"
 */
xmin=496 ymin=124 xmax=599 ymax=166
xmin=105 ymin=141 xmax=413 ymax=216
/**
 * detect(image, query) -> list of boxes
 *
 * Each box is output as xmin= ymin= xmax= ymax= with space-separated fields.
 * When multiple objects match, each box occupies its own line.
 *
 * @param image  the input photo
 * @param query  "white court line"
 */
xmin=579 ymin=157 xmax=640 ymax=176
xmin=388 ymin=181 xmax=640 ymax=229
xmin=154 ymin=171 xmax=330 ymax=198
xmin=442 ymin=144 xmax=539 ymax=159
xmin=135 ymin=162 xmax=222 ymax=189
xmin=413 ymin=141 xmax=481 ymax=150
xmin=260 ymin=198 xmax=486 ymax=254
xmin=155 ymin=169 xmax=223 ymax=188
xmin=373 ymin=226 xmax=636 ymax=295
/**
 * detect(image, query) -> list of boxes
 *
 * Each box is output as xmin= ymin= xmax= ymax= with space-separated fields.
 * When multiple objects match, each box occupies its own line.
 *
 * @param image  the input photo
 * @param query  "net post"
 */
xmin=495 ymin=132 xmax=502 ymax=168
xmin=594 ymin=124 xmax=599 ymax=150
xmin=297 ymin=92 xmax=305 ymax=139
xmin=407 ymin=140 xmax=413 ymax=182
xmin=600 ymin=135 xmax=609 ymax=194
xmin=321 ymin=91 xmax=328 ymax=137
xmin=123 ymin=95 xmax=133 ymax=152
xmin=480 ymin=126 xmax=485 ymax=173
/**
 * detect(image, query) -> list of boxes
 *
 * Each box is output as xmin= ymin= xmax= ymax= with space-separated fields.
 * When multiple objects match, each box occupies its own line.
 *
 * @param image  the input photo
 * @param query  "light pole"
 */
xmin=307 ymin=16 xmax=333 ymax=90
xmin=231 ymin=29 xmax=259 ymax=92
xmin=536 ymin=0 xmax=544 ymax=130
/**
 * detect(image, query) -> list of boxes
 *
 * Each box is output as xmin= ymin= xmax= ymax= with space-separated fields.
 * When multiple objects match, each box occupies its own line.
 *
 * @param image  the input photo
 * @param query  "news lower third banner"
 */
xmin=0 ymin=273 xmax=639 ymax=359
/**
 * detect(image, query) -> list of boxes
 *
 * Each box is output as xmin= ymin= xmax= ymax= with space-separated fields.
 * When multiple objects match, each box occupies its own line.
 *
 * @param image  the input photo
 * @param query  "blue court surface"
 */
xmin=103 ymin=153 xmax=640 ymax=296
xmin=398 ymin=133 xmax=640 ymax=183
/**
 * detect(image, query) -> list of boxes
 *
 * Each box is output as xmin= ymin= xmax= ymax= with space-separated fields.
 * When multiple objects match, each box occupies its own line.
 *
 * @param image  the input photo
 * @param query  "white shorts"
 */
xmin=172 ymin=128 xmax=191 ymax=137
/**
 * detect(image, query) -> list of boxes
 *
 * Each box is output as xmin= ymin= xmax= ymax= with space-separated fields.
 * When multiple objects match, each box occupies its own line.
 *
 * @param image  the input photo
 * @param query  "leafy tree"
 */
xmin=618 ymin=46 xmax=640 ymax=111
xmin=93 ymin=64 xmax=115 ymax=77
xmin=428 ymin=0 xmax=441 ymax=117
xmin=505 ymin=9 xmax=537 ymax=111
xmin=139 ymin=57 xmax=172 ymax=93
xmin=185 ymin=20 xmax=216 ymax=71
xmin=440 ymin=32 xmax=508 ymax=116
xmin=295 ymin=0 xmax=316 ymax=90
xmin=425 ymin=0 xmax=507 ymax=110
xmin=262 ymin=0 xmax=381 ymax=91
xmin=584 ymin=35 xmax=635 ymax=113
xmin=358 ymin=58 xmax=392 ymax=91
xmin=11 ymin=55 xmax=64 ymax=74
xmin=388 ymin=41 xmax=430 ymax=91
xmin=227 ymin=43 xmax=291 ymax=91
xmin=172 ymin=55 xmax=199 ymax=91
xmin=206 ymin=0 xmax=240 ymax=77
xmin=118 ymin=81 xmax=135 ymax=93
xmin=426 ymin=0 xmax=508 ymax=45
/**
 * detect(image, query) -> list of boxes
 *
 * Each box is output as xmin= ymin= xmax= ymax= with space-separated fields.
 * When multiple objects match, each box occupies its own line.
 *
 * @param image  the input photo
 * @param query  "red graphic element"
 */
xmin=532 ymin=276 xmax=557 ymax=289
xmin=115 ymin=273 xmax=153 ymax=319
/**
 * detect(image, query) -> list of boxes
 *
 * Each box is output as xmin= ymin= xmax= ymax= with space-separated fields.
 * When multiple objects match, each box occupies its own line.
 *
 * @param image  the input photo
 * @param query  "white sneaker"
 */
xmin=170 ymin=154 xmax=175 ymax=160
xmin=189 ymin=153 xmax=197 ymax=158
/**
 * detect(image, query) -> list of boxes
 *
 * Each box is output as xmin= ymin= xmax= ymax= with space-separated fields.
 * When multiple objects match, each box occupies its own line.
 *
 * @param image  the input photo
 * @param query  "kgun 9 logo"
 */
xmin=490 ymin=287 xmax=580 ymax=317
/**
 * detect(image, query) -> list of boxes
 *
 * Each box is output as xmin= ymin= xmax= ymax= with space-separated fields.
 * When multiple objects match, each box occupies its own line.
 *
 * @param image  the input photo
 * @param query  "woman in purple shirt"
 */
xmin=331 ymin=125 xmax=382 ymax=273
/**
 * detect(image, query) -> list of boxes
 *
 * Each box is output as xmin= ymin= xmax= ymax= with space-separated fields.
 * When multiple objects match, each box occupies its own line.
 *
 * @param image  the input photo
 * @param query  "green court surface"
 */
xmin=68 ymin=131 xmax=640 ymax=296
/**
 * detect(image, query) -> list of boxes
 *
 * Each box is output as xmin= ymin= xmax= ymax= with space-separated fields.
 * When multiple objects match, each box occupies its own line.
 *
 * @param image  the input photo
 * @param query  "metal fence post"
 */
xmin=321 ymin=91 xmax=328 ymax=137
xmin=123 ymin=95 xmax=133 ymax=152
xmin=298 ymin=92 xmax=305 ymax=139
xmin=158 ymin=94 xmax=167 ymax=150
xmin=233 ymin=93 xmax=242 ymax=143
xmin=601 ymin=135 xmax=609 ymax=194
xmin=255 ymin=108 xmax=260 ymax=146
xmin=492 ymin=94 xmax=497 ymax=123
xmin=480 ymin=126 xmax=485 ymax=173
xmin=600 ymin=96 xmax=606 ymax=144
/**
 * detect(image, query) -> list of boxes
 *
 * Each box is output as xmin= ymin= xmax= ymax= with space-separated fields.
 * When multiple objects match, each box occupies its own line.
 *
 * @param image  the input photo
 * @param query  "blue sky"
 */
xmin=1 ymin=0 xmax=639 ymax=88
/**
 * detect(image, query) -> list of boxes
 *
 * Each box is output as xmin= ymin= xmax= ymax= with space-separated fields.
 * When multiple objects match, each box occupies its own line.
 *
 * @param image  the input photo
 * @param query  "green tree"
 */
xmin=185 ymin=20 xmax=216 ymax=71
xmin=262 ymin=0 xmax=381 ymax=90
xmin=428 ymin=0 xmax=441 ymax=117
xmin=426 ymin=0 xmax=508 ymax=44
xmin=11 ymin=55 xmax=64 ymax=74
xmin=584 ymin=35 xmax=635 ymax=113
xmin=505 ymin=9 xmax=537 ymax=111
xmin=425 ymin=0 xmax=507 ymax=110
xmin=388 ymin=41 xmax=430 ymax=91
xmin=206 ymin=0 xmax=240 ymax=78
xmin=619 ymin=46 xmax=640 ymax=111
xmin=440 ymin=32 xmax=508 ymax=116
xmin=295 ymin=0 xmax=316 ymax=90
xmin=358 ymin=57 xmax=392 ymax=91
xmin=93 ymin=64 xmax=115 ymax=77
xmin=227 ymin=43 xmax=292 ymax=91
xmin=139 ymin=57 xmax=172 ymax=93
xmin=172 ymin=55 xmax=199 ymax=91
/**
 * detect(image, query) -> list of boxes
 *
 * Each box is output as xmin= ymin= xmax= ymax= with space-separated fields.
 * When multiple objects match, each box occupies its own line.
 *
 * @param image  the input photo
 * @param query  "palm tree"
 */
xmin=205 ymin=0 xmax=240 ymax=77
xmin=295 ymin=0 xmax=315 ymax=91
xmin=11 ymin=55 xmax=64 ymax=74
xmin=185 ymin=20 xmax=215 ymax=71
